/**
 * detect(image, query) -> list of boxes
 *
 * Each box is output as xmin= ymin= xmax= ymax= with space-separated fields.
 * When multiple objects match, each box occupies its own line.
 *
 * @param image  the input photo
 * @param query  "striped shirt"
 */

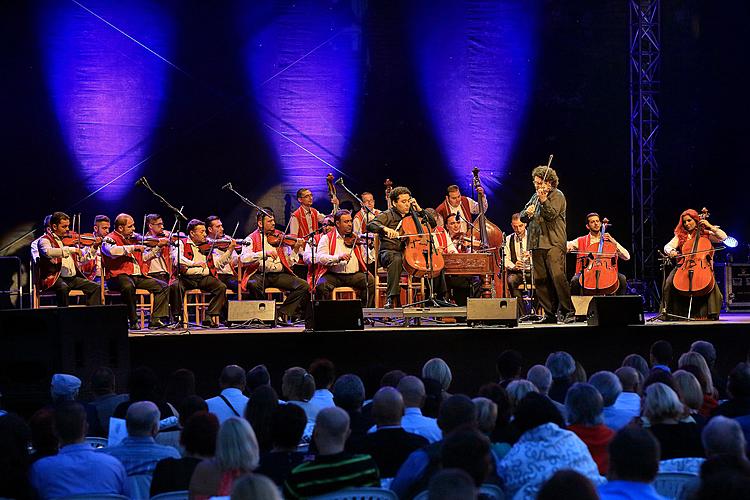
xmin=284 ymin=451 xmax=380 ymax=499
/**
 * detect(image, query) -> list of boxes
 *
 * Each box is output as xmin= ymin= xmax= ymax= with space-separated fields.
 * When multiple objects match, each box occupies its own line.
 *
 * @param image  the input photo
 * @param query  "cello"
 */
xmin=471 ymin=167 xmax=506 ymax=296
xmin=578 ymin=218 xmax=619 ymax=295
xmin=673 ymin=208 xmax=715 ymax=297
xmin=401 ymin=200 xmax=445 ymax=278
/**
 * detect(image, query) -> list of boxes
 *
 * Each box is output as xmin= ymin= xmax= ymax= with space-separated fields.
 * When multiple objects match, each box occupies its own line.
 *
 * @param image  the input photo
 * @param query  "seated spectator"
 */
xmin=283 ymin=367 xmax=318 ymax=433
xmin=537 ymin=470 xmax=599 ymax=500
xmin=679 ymin=351 xmax=718 ymax=417
xmin=359 ymin=387 xmax=428 ymax=478
xmin=590 ymin=370 xmax=632 ymax=431
xmin=498 ymin=392 xmax=603 ymax=499
xmin=613 ymin=367 xmax=642 ymax=421
xmin=642 ymin=382 xmax=704 ymax=459
xmin=642 ymin=368 xmax=676 ymax=393
xmin=703 ymin=416 xmax=746 ymax=460
xmin=0 ymin=413 xmax=34 ymax=500
xmin=31 ymin=401 xmax=127 ymax=499
xmin=712 ymin=362 xmax=750 ymax=418
xmin=163 ymin=368 xmax=196 ymax=414
xmin=190 ymin=417 xmax=259 ymax=498
xmin=691 ymin=339 xmax=726 ymax=398
xmin=477 ymin=383 xmax=517 ymax=445
xmin=496 ymin=349 xmax=523 ymax=388
xmin=506 ymin=379 xmax=538 ymax=412
xmin=427 ymin=468 xmax=477 ymax=500
xmin=673 ymin=370 xmax=707 ymax=428
xmin=206 ymin=365 xmax=249 ymax=423
xmin=256 ymin=404 xmax=310 ymax=486
xmin=284 ymin=407 xmax=379 ymax=498
xmin=621 ymin=353 xmax=650 ymax=382
xmin=150 ymin=411 xmax=219 ymax=496
xmin=101 ymin=401 xmax=180 ymax=495
xmin=598 ymin=427 xmax=663 ymax=500
xmin=231 ymin=473 xmax=283 ymax=500
xmin=422 ymin=358 xmax=453 ymax=399
xmin=247 ymin=364 xmax=272 ymax=395
xmin=422 ymin=377 xmax=444 ymax=418
xmin=86 ymin=367 xmax=128 ymax=437
xmin=566 ymin=382 xmax=615 ymax=475
xmin=113 ymin=366 xmax=177 ymax=422
xmin=546 ymin=351 xmax=576 ymax=403
xmin=650 ymin=340 xmax=674 ymax=373
xmin=332 ymin=374 xmax=374 ymax=451
xmin=395 ymin=375 xmax=442 ymax=443
xmin=243 ymin=385 xmax=279 ymax=454
xmin=527 ymin=364 xmax=567 ymax=421
xmin=29 ymin=407 xmax=58 ymax=463
xmin=309 ymin=358 xmax=337 ymax=411
xmin=177 ymin=395 xmax=208 ymax=427
xmin=51 ymin=373 xmax=81 ymax=403
xmin=473 ymin=397 xmax=509 ymax=459
xmin=574 ymin=361 xmax=588 ymax=384
xmin=694 ymin=454 xmax=750 ymax=500
xmin=441 ymin=428 xmax=494 ymax=490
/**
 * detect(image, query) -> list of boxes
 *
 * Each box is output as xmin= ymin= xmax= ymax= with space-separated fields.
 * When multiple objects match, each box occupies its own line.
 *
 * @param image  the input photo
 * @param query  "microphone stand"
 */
xmin=302 ymin=224 xmax=332 ymax=307
xmin=403 ymin=208 xmax=453 ymax=309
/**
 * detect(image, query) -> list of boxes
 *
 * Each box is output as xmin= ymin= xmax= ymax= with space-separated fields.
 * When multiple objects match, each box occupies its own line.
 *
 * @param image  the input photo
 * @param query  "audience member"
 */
xmin=332 ymin=374 xmax=374 ymax=451
xmin=0 ymin=413 xmax=34 ymax=500
xmin=190 ymin=417 xmax=259 ymax=498
xmin=477 ymin=383 xmax=517 ymax=446
xmin=621 ymin=353 xmax=650 ymax=382
xmin=496 ymin=350 xmax=523 ymax=388
xmin=243 ymin=385 xmax=279 ymax=454
xmin=256 ymin=404 xmax=309 ymax=486
xmin=51 ymin=373 xmax=81 ymax=403
xmin=422 ymin=377 xmax=444 ymax=418
xmin=642 ymin=382 xmax=703 ymax=459
xmin=546 ymin=351 xmax=576 ymax=403
xmin=441 ymin=428 xmax=494 ymax=489
xmin=498 ymin=393 xmax=603 ymax=499
xmin=246 ymin=364 xmax=271 ymax=394
xmin=284 ymin=407 xmax=379 ymax=498
xmin=396 ymin=375 xmax=442 ymax=443
xmin=29 ymin=407 xmax=58 ymax=463
xmin=566 ymin=383 xmax=615 ymax=474
xmin=691 ymin=339 xmax=726 ymax=397
xmin=163 ymin=368 xmax=196 ymax=413
xmin=712 ymin=362 xmax=750 ymax=418
xmin=506 ymin=379 xmax=538 ymax=411
xmin=150 ymin=411 xmax=219 ymax=496
xmin=703 ymin=416 xmax=746 ymax=459
xmin=642 ymin=368 xmax=676 ymax=393
xmin=423 ymin=358 xmax=453 ymax=399
xmin=613 ymin=367 xmax=642 ymax=421
xmin=113 ymin=366 xmax=177 ymax=421
xmin=31 ymin=402 xmax=127 ymax=498
xmin=206 ymin=365 xmax=249 ymax=423
xmin=283 ymin=367 xmax=318 ymax=431
xmin=427 ymin=468 xmax=477 ymax=500
xmin=231 ymin=473 xmax=283 ymax=500
xmin=573 ymin=361 xmax=588 ymax=384
xmin=598 ymin=427 xmax=662 ymax=500
xmin=673 ymin=370 xmax=707 ymax=427
xmin=589 ymin=371 xmax=632 ymax=431
xmin=682 ymin=364 xmax=718 ymax=418
xmin=309 ymin=358 xmax=337 ymax=411
xmin=177 ymin=395 xmax=208 ymax=427
xmin=694 ymin=454 xmax=750 ymax=500
xmin=679 ymin=351 xmax=718 ymax=417
xmin=527 ymin=364 xmax=567 ymax=420
xmin=86 ymin=366 xmax=128 ymax=437
xmin=649 ymin=340 xmax=673 ymax=372
xmin=537 ymin=470 xmax=600 ymax=500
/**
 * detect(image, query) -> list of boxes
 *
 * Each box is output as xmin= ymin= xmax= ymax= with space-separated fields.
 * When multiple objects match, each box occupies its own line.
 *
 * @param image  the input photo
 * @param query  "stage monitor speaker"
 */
xmin=572 ymin=296 xmax=594 ymax=317
xmin=587 ymin=295 xmax=644 ymax=326
xmin=305 ymin=300 xmax=364 ymax=331
xmin=466 ymin=298 xmax=518 ymax=327
xmin=227 ymin=300 xmax=276 ymax=324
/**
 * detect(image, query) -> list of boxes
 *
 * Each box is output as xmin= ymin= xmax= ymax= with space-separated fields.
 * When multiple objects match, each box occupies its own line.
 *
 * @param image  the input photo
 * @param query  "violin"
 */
xmin=60 ymin=231 xmax=101 ymax=247
xmin=673 ymin=208 xmax=716 ymax=297
xmin=343 ymin=233 xmax=370 ymax=248
xmin=265 ymin=232 xmax=303 ymax=248
xmin=197 ymin=237 xmax=251 ymax=254
xmin=578 ymin=218 xmax=620 ymax=295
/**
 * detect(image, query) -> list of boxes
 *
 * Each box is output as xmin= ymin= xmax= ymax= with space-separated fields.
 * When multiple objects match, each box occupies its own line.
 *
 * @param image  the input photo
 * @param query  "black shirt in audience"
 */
xmin=711 ymin=397 xmax=750 ymax=419
xmin=256 ymin=451 xmax=309 ymax=486
xmin=648 ymin=422 xmax=704 ymax=459
xmin=356 ymin=427 xmax=429 ymax=478
xmin=150 ymin=457 xmax=202 ymax=496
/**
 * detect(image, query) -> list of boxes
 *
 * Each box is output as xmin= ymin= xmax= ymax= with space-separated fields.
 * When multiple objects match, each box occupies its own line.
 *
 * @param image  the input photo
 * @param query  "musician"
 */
xmin=426 ymin=208 xmax=476 ymax=306
xmin=314 ymin=209 xmax=375 ymax=307
xmin=240 ymin=208 xmax=310 ymax=321
xmin=504 ymin=213 xmax=531 ymax=315
xmin=445 ymin=213 xmax=479 ymax=253
xmin=367 ymin=186 xmax=438 ymax=308
xmin=78 ymin=215 xmax=110 ymax=282
xmin=205 ymin=216 xmax=239 ymax=292
xmin=101 ymin=213 xmax=169 ymax=329
xmin=520 ymin=166 xmax=575 ymax=324
xmin=173 ymin=219 xmax=228 ymax=328
xmin=36 ymin=211 xmax=101 ymax=307
xmin=352 ymin=192 xmax=380 ymax=273
xmin=435 ymin=184 xmax=488 ymax=233
xmin=30 ymin=214 xmax=52 ymax=264
xmin=289 ymin=187 xmax=339 ymax=280
xmin=143 ymin=213 xmax=182 ymax=322
xmin=661 ymin=209 xmax=727 ymax=320
xmin=567 ymin=213 xmax=630 ymax=296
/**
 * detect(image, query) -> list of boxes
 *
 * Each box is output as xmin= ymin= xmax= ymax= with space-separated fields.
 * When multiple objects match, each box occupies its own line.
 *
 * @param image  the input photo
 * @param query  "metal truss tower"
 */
xmin=630 ymin=0 xmax=660 ymax=309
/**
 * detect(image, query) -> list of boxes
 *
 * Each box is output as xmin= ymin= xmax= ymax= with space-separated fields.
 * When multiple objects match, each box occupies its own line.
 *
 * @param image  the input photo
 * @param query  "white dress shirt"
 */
xmin=239 ymin=236 xmax=299 ymax=272
xmin=174 ymin=239 xmax=210 ymax=277
xmin=504 ymin=232 xmax=530 ymax=271
xmin=316 ymin=231 xmax=362 ymax=274
xmin=211 ymin=246 xmax=238 ymax=275
xmin=366 ymin=407 xmax=442 ymax=443
xmin=101 ymin=237 xmax=159 ymax=276
xmin=567 ymin=233 xmax=631 ymax=260
xmin=664 ymin=227 xmax=727 ymax=255
xmin=39 ymin=235 xmax=79 ymax=277
xmin=289 ymin=207 xmax=325 ymax=237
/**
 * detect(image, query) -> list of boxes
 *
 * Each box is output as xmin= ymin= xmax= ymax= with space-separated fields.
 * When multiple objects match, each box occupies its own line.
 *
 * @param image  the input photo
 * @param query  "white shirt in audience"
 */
xmin=205 ymin=388 xmax=249 ymax=424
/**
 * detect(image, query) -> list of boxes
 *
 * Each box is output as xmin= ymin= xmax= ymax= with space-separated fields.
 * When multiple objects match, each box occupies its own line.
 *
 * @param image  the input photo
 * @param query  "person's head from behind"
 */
xmin=506 ymin=379 xmax=538 ymax=410
xmin=588 ymin=371 xmax=623 ymax=408
xmin=678 ymin=351 xmax=715 ymax=395
xmin=608 ymin=427 xmax=660 ymax=482
xmin=178 ymin=395 xmax=208 ymax=427
xmin=271 ymin=403 xmax=307 ymax=451
xmin=672 ymin=370 xmax=703 ymax=413
xmin=219 ymin=364 xmax=246 ymax=391
xmin=51 ymin=373 xmax=81 ymax=402
xmin=246 ymin=364 xmax=271 ymax=393
xmin=90 ymin=367 xmax=116 ymax=397
xmin=164 ymin=368 xmax=196 ymax=406
xmin=615 ymin=366 xmax=640 ymax=394
xmin=545 ymin=351 xmax=576 ymax=381
xmin=471 ymin=397 xmax=498 ymax=436
xmin=422 ymin=377 xmax=444 ymax=418
xmin=478 ymin=383 xmax=512 ymax=428
xmin=702 ymin=416 xmax=747 ymax=459
xmin=30 ymin=407 xmax=58 ymax=455
xmin=309 ymin=358 xmax=336 ymax=391
xmin=513 ymin=392 xmax=564 ymax=435
xmin=422 ymin=358 xmax=452 ymax=392
xmin=181 ymin=411 xmax=219 ymax=458
xmin=216 ymin=417 xmax=259 ymax=472
xmin=526 ymin=364 xmax=552 ymax=395
xmin=438 ymin=394 xmax=477 ymax=435
xmin=380 ymin=369 xmax=407 ymax=388
xmin=441 ymin=428 xmax=492 ymax=486
xmin=643 ymin=382 xmax=685 ymax=424
xmin=728 ymin=362 xmax=750 ymax=400
xmin=128 ymin=366 xmax=160 ymax=402
xmin=428 ymin=468 xmax=476 ymax=500
xmin=313 ymin=407 xmax=350 ymax=454
xmin=230 ymin=473 xmax=282 ymax=500
xmin=695 ymin=455 xmax=750 ymax=500
xmin=691 ymin=340 xmax=717 ymax=368
xmin=565 ymin=383 xmax=604 ymax=427
xmin=282 ymin=367 xmax=315 ymax=402
xmin=642 ymin=368 xmax=676 ymax=394
xmin=243 ymin=385 xmax=279 ymax=452
xmin=650 ymin=340 xmax=673 ymax=367
xmin=537 ymin=469 xmax=600 ymax=500
xmin=53 ymin=401 xmax=87 ymax=445
xmin=622 ymin=353 xmax=650 ymax=382
xmin=496 ymin=350 xmax=523 ymax=382
xmin=372 ymin=386 xmax=404 ymax=427
xmin=397 ymin=375 xmax=426 ymax=409
xmin=332 ymin=374 xmax=365 ymax=412
xmin=126 ymin=400 xmax=160 ymax=438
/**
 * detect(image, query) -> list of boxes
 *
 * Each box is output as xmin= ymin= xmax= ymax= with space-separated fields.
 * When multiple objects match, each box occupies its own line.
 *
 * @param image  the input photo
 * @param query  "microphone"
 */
xmin=335 ymin=177 xmax=345 ymax=187
xmin=222 ymin=182 xmax=233 ymax=191
xmin=134 ymin=177 xmax=147 ymax=187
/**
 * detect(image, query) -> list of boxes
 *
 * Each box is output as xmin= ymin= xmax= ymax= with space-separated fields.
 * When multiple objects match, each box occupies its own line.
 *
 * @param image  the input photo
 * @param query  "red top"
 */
xmin=568 ymin=423 xmax=615 ymax=474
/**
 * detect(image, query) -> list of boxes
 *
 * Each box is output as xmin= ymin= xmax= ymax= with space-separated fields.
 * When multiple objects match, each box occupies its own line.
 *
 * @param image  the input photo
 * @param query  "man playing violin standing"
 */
xmin=435 ymin=184 xmax=488 ymax=233
xmin=661 ymin=209 xmax=727 ymax=320
xmin=101 ymin=213 xmax=169 ymax=329
xmin=567 ymin=213 xmax=630 ymax=296
xmin=173 ymin=219 xmax=228 ymax=328
xmin=240 ymin=208 xmax=310 ymax=321
xmin=504 ymin=213 xmax=532 ymax=315
xmin=520 ymin=166 xmax=575 ymax=324
xmin=36 ymin=211 xmax=101 ymax=307
xmin=314 ymin=209 xmax=375 ymax=307
xmin=289 ymin=187 xmax=339 ymax=280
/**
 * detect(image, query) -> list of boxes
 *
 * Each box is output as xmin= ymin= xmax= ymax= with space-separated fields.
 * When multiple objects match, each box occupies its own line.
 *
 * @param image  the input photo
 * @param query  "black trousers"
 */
xmin=445 ymin=275 xmax=476 ymax=306
xmin=379 ymin=250 xmax=404 ymax=298
xmin=531 ymin=247 xmax=573 ymax=317
xmin=148 ymin=272 xmax=182 ymax=318
xmin=570 ymin=273 xmax=628 ymax=295
xmin=177 ymin=274 xmax=227 ymax=317
xmin=107 ymin=274 xmax=169 ymax=323
xmin=507 ymin=270 xmax=533 ymax=315
xmin=49 ymin=275 xmax=101 ymax=307
xmin=246 ymin=271 xmax=310 ymax=317
xmin=317 ymin=272 xmax=375 ymax=307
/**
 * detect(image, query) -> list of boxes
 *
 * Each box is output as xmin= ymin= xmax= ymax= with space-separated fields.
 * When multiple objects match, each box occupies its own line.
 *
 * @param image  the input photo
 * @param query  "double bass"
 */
xmin=471 ymin=168 xmax=506 ymax=296
xmin=673 ymin=208 xmax=715 ymax=297
xmin=578 ymin=218 xmax=619 ymax=295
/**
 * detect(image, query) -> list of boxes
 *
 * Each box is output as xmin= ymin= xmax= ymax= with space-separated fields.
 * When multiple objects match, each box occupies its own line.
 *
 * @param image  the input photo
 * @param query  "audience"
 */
xmin=309 ymin=358 xmax=337 ymax=411
xmin=679 ymin=351 xmax=718 ymax=417
xmin=86 ymin=366 xmax=128 ymax=437
xmin=650 ymin=340 xmax=674 ymax=373
xmin=243 ymin=385 xmax=279 ymax=454
xmin=282 ymin=367 xmax=318 ymax=432
xmin=598 ymin=427 xmax=662 ymax=500
xmin=506 ymin=379 xmax=538 ymax=411
xmin=0 ymin=413 xmax=34 ymax=500
xmin=565 ymin=383 xmax=615 ymax=475
xmin=496 ymin=350 xmax=523 ymax=388
xmin=284 ymin=407 xmax=380 ymax=498
xmin=331 ymin=373 xmax=374 ymax=451
xmin=537 ymin=469 xmax=600 ymax=500
xmin=163 ymin=368 xmax=197 ymax=414
xmin=113 ymin=366 xmax=177 ymax=421
xmin=673 ymin=370 xmax=707 ymax=427
xmin=246 ymin=364 xmax=272 ymax=394
xmin=231 ymin=473 xmax=283 ymax=500
xmin=613 ymin=367 xmax=642 ymax=424
xmin=642 ymin=382 xmax=704 ymax=459
xmin=691 ymin=340 xmax=726 ymax=397
xmin=477 ymin=383 xmax=517 ymax=446
xmin=423 ymin=358 xmax=453 ymax=399
xmin=713 ymin=362 xmax=750 ymax=418
xmin=472 ymin=397 xmax=507 ymax=458
xmin=621 ymin=353 xmax=650 ymax=382
xmin=527 ymin=364 xmax=567 ymax=419
xmin=206 ymin=365 xmax=249 ymax=423
xmin=31 ymin=401 xmax=127 ymax=499
xmin=589 ymin=371 xmax=630 ymax=431
xmin=190 ymin=417 xmax=259 ymax=498
xmin=422 ymin=377 xmax=445 ymax=418
xmin=256 ymin=404 xmax=309 ymax=486
xmin=396 ymin=375 xmax=442 ymax=443
xmin=441 ymin=428 xmax=494 ymax=489
xmin=546 ymin=351 xmax=576 ymax=403
xmin=51 ymin=373 xmax=81 ymax=403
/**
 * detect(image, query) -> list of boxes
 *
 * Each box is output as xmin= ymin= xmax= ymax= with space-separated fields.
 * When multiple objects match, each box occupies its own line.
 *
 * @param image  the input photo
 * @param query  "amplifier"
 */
xmin=227 ymin=300 xmax=276 ymax=324
xmin=466 ymin=298 xmax=518 ymax=327
xmin=715 ymin=263 xmax=750 ymax=310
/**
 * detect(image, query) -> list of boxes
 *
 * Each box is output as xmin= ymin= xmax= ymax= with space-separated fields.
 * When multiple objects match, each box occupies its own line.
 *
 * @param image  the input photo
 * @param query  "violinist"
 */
xmin=504 ymin=213 xmax=531 ymax=314
xmin=352 ymin=191 xmax=381 ymax=273
xmin=661 ymin=209 xmax=727 ymax=320
xmin=144 ymin=213 xmax=182 ymax=321
xmin=30 ymin=214 xmax=52 ymax=264
xmin=313 ymin=209 xmax=375 ymax=307
xmin=520 ymin=165 xmax=575 ymax=324
xmin=205 ymin=216 xmax=239 ymax=291
xmin=240 ymin=208 xmax=310 ymax=321
xmin=101 ymin=213 xmax=169 ymax=329
xmin=173 ymin=219 xmax=227 ymax=328
xmin=435 ymin=184 xmax=488 ymax=234
xmin=367 ymin=186 xmax=437 ymax=309
xmin=79 ymin=215 xmax=110 ymax=282
xmin=36 ymin=211 xmax=101 ymax=307
xmin=567 ymin=213 xmax=630 ymax=296
xmin=445 ymin=214 xmax=474 ymax=253
xmin=289 ymin=187 xmax=339 ymax=280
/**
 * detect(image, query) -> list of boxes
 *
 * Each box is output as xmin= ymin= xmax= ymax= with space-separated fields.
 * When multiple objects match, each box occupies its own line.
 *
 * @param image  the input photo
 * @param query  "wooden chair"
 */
xmin=372 ymin=235 xmax=424 ymax=307
xmin=183 ymin=289 xmax=210 ymax=326
xmin=332 ymin=286 xmax=357 ymax=300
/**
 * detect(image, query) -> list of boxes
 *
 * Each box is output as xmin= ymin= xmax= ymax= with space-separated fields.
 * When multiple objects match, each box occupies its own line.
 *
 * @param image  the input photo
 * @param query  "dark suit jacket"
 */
xmin=357 ymin=427 xmax=429 ymax=478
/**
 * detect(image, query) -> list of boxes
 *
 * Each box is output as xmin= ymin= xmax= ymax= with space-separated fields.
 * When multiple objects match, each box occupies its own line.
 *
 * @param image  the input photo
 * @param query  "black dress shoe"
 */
xmin=148 ymin=318 xmax=167 ymax=329
xmin=534 ymin=315 xmax=558 ymax=324
xmin=562 ymin=312 xmax=577 ymax=324
xmin=384 ymin=297 xmax=400 ymax=309
xmin=128 ymin=320 xmax=140 ymax=330
xmin=201 ymin=319 xmax=220 ymax=328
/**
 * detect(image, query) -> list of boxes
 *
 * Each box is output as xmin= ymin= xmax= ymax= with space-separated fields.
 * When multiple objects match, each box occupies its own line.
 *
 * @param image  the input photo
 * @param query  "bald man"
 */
xmin=284 ymin=407 xmax=380 ymax=498
xmin=396 ymin=376 xmax=442 ymax=443
xmin=205 ymin=365 xmax=248 ymax=423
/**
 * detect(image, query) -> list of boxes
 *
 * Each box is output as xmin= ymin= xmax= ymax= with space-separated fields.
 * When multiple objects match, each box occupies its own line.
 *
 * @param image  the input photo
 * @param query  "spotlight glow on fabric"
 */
xmin=40 ymin=0 xmax=173 ymax=202
xmin=410 ymin=1 xmax=538 ymax=195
